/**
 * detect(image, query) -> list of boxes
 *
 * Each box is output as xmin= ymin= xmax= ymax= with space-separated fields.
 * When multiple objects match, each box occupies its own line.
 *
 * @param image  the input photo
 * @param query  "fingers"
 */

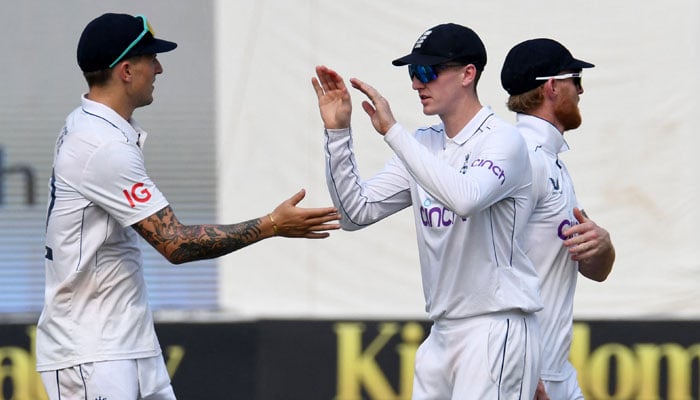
xmin=564 ymin=226 xmax=607 ymax=261
xmin=534 ymin=379 xmax=550 ymax=400
xmin=315 ymin=65 xmax=346 ymax=92
xmin=307 ymin=221 xmax=341 ymax=232
xmin=573 ymin=207 xmax=587 ymax=224
xmin=350 ymin=77 xmax=380 ymax=102
xmin=279 ymin=220 xmax=340 ymax=238
xmin=303 ymin=232 xmax=331 ymax=239
xmin=348 ymin=78 xmax=396 ymax=134
xmin=311 ymin=77 xmax=324 ymax=99
xmin=305 ymin=213 xmax=341 ymax=225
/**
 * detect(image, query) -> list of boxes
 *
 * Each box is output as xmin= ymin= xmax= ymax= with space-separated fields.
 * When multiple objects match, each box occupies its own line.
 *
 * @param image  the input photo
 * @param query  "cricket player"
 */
xmin=38 ymin=13 xmax=339 ymax=399
xmin=501 ymin=38 xmax=616 ymax=400
xmin=312 ymin=23 xmax=542 ymax=399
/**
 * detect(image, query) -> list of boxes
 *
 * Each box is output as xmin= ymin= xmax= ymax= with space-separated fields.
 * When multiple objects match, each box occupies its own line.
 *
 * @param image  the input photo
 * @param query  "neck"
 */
xmin=442 ymin=100 xmax=483 ymax=138
xmin=86 ymin=86 xmax=134 ymax=121
xmin=527 ymin=109 xmax=565 ymax=134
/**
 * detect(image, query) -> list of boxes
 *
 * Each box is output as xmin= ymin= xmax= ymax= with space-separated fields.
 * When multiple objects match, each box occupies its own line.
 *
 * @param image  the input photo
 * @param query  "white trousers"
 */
xmin=412 ymin=311 xmax=541 ymax=400
xmin=40 ymin=355 xmax=175 ymax=400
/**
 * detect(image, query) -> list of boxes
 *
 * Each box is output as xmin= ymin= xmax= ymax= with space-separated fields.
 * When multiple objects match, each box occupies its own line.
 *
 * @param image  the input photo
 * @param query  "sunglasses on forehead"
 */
xmin=109 ymin=15 xmax=155 ymax=68
xmin=535 ymin=72 xmax=583 ymax=89
xmin=407 ymin=63 xmax=466 ymax=83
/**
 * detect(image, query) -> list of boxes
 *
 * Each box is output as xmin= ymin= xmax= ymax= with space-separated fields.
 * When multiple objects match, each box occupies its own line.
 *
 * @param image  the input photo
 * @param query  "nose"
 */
xmin=155 ymin=59 xmax=163 ymax=74
xmin=411 ymin=76 xmax=425 ymax=90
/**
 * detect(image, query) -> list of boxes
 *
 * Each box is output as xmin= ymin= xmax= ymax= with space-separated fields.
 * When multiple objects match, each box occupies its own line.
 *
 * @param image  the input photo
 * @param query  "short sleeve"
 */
xmin=80 ymin=140 xmax=169 ymax=227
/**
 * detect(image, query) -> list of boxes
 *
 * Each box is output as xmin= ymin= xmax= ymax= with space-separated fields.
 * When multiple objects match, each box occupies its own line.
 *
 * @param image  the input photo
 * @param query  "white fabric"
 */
xmin=517 ymin=114 xmax=582 ymax=381
xmin=37 ymin=95 xmax=169 ymax=371
xmin=412 ymin=312 xmax=540 ymax=400
xmin=541 ymin=362 xmax=584 ymax=400
xmin=40 ymin=356 xmax=175 ymax=400
xmin=324 ymin=107 xmax=542 ymax=321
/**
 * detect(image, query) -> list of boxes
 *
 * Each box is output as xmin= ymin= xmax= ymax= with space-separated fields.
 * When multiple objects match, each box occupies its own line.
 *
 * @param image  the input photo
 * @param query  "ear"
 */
xmin=461 ymin=64 xmax=477 ymax=87
xmin=543 ymin=79 xmax=557 ymax=101
xmin=114 ymin=61 xmax=133 ymax=83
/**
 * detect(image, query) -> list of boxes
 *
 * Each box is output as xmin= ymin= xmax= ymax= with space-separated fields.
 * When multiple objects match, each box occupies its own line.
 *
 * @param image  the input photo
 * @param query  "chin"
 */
xmin=422 ymin=106 xmax=438 ymax=116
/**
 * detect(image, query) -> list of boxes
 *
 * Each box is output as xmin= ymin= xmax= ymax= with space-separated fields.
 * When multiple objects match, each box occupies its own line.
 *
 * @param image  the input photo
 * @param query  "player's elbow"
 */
xmin=167 ymin=257 xmax=188 ymax=266
xmin=340 ymin=220 xmax=365 ymax=231
xmin=159 ymin=248 xmax=189 ymax=265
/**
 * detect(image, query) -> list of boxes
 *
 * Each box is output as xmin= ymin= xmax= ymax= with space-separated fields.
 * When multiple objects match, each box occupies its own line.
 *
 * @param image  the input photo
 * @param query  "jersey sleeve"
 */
xmin=384 ymin=123 xmax=531 ymax=217
xmin=324 ymin=128 xmax=412 ymax=231
xmin=80 ymin=140 xmax=169 ymax=227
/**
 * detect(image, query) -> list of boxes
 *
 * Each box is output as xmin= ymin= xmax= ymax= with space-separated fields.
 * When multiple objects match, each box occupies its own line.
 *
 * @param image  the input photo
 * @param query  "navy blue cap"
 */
xmin=392 ymin=23 xmax=487 ymax=71
xmin=501 ymin=38 xmax=594 ymax=96
xmin=77 ymin=13 xmax=177 ymax=72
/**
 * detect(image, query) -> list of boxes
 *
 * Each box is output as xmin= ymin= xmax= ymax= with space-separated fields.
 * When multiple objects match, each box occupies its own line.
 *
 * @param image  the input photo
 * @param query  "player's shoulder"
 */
xmin=414 ymin=123 xmax=444 ymax=137
xmin=484 ymin=113 xmax=519 ymax=135
xmin=413 ymin=123 xmax=445 ymax=147
xmin=482 ymin=115 xmax=526 ymax=149
xmin=65 ymin=109 xmax=131 ymax=144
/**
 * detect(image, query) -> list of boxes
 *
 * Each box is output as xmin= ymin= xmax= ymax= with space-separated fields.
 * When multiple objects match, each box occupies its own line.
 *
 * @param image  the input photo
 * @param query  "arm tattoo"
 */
xmin=133 ymin=206 xmax=264 ymax=264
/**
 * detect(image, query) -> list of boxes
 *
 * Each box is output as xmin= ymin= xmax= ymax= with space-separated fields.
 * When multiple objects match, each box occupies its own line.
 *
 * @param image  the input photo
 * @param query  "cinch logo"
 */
xmin=470 ymin=158 xmax=505 ymax=185
xmin=123 ymin=182 xmax=152 ymax=208
xmin=419 ymin=198 xmax=466 ymax=228
xmin=557 ymin=218 xmax=579 ymax=240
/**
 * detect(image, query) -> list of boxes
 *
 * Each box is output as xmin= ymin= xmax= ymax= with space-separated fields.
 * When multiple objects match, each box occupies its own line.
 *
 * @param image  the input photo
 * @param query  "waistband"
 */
xmin=432 ymin=309 xmax=532 ymax=331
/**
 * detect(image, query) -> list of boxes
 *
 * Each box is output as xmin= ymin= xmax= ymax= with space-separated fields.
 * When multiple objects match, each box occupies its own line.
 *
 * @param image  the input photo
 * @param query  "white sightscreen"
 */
xmin=216 ymin=0 xmax=700 ymax=319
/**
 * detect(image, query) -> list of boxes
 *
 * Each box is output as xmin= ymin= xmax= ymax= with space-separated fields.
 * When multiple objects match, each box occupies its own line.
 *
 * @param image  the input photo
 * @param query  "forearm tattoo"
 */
xmin=134 ymin=206 xmax=263 ymax=264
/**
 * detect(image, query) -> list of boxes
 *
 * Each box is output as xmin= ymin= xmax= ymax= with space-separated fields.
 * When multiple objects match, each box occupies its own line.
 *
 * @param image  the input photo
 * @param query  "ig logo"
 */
xmin=123 ymin=182 xmax=152 ymax=208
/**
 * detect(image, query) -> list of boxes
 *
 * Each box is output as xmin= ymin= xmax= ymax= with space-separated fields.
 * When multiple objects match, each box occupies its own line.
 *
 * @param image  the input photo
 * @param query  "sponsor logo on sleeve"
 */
xmin=123 ymin=182 xmax=152 ymax=208
xmin=470 ymin=158 xmax=505 ymax=185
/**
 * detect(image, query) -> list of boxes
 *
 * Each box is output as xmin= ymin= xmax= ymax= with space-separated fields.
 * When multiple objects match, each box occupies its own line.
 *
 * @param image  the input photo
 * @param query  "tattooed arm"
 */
xmin=132 ymin=189 xmax=341 ymax=265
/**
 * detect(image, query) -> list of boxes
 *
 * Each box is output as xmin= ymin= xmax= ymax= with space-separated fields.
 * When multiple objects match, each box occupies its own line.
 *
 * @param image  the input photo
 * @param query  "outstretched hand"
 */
xmin=269 ymin=189 xmax=341 ymax=238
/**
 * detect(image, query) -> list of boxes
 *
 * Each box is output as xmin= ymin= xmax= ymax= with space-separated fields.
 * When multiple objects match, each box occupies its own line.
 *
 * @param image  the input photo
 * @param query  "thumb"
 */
xmin=287 ymin=188 xmax=306 ymax=206
xmin=573 ymin=207 xmax=587 ymax=224
xmin=361 ymin=100 xmax=376 ymax=117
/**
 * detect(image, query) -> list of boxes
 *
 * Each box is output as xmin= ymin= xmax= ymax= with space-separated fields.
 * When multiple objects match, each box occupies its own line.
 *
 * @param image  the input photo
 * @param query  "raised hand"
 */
xmin=349 ymin=77 xmax=397 ymax=135
xmin=312 ymin=65 xmax=353 ymax=129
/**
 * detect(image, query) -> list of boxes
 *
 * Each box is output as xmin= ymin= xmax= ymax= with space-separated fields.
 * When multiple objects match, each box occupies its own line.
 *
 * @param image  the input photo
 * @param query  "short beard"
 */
xmin=554 ymin=94 xmax=582 ymax=131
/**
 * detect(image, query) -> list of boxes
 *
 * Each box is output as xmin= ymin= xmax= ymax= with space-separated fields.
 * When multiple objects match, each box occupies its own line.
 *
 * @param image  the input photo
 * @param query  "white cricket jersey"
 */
xmin=516 ymin=114 xmax=580 ymax=381
xmin=37 ymin=95 xmax=169 ymax=371
xmin=325 ymin=107 xmax=542 ymax=320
